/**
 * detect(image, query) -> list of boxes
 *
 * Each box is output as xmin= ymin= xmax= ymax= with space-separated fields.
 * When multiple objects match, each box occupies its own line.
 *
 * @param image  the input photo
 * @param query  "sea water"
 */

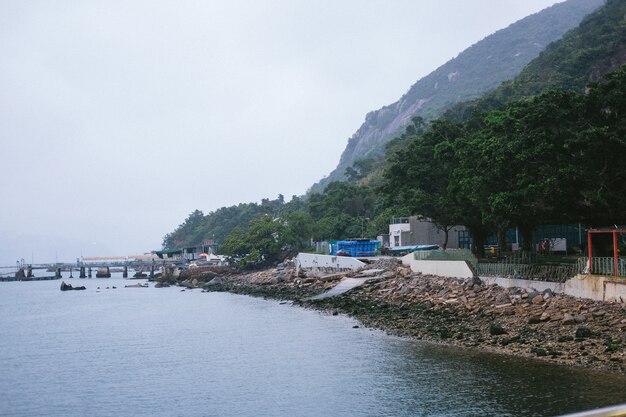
xmin=0 ymin=275 xmax=625 ymax=417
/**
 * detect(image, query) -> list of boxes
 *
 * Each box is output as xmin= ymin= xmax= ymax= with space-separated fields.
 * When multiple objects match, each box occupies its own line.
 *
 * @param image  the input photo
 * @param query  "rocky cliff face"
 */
xmin=310 ymin=0 xmax=604 ymax=193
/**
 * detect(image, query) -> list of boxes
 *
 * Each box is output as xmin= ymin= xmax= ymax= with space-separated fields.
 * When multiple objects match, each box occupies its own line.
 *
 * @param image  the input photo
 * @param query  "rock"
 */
xmin=562 ymin=313 xmax=576 ymax=325
xmin=60 ymin=281 xmax=86 ymax=291
xmin=591 ymin=310 xmax=606 ymax=318
xmin=206 ymin=277 xmax=227 ymax=286
xmin=531 ymin=294 xmax=544 ymax=304
xmin=574 ymin=314 xmax=587 ymax=323
xmin=527 ymin=291 xmax=540 ymax=301
xmin=575 ymin=327 xmax=594 ymax=339
xmin=495 ymin=292 xmax=510 ymax=304
xmin=540 ymin=312 xmax=551 ymax=322
xmin=489 ymin=322 xmax=507 ymax=335
xmin=528 ymin=315 xmax=542 ymax=324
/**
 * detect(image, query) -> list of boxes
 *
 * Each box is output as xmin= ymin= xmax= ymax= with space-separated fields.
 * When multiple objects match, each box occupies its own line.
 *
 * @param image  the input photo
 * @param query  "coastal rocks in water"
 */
xmin=155 ymin=282 xmax=170 ymax=288
xmin=60 ymin=281 xmax=86 ymax=291
xmin=125 ymin=283 xmax=148 ymax=288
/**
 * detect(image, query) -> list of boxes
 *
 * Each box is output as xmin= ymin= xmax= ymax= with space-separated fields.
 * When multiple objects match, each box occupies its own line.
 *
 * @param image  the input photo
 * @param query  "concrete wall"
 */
xmin=409 ymin=260 xmax=474 ymax=279
xmin=480 ymin=274 xmax=626 ymax=302
xmin=295 ymin=253 xmax=365 ymax=272
xmin=480 ymin=276 xmax=566 ymax=294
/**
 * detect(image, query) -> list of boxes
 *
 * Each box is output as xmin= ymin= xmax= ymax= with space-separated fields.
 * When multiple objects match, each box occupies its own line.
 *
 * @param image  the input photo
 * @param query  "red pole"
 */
xmin=613 ymin=230 xmax=619 ymax=277
xmin=587 ymin=230 xmax=593 ymax=274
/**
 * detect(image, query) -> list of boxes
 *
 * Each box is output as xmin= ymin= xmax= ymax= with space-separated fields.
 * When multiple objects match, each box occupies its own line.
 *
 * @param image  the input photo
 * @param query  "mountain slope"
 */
xmin=310 ymin=0 xmax=603 ymax=193
xmin=446 ymin=0 xmax=626 ymax=120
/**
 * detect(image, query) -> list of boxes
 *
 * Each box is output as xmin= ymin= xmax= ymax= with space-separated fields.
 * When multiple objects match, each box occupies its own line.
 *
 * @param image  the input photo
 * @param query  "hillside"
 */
xmin=310 ymin=0 xmax=603 ymax=193
xmin=447 ymin=0 xmax=626 ymax=120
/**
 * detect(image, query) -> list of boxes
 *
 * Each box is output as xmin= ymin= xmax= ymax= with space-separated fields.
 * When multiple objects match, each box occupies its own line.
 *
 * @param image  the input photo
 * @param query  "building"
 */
xmin=387 ymin=216 xmax=467 ymax=249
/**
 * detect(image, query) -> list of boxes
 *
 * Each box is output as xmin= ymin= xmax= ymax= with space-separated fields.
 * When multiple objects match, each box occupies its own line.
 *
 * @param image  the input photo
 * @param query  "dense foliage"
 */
xmin=381 ymin=66 xmax=626 ymax=253
xmin=447 ymin=0 xmax=626 ymax=121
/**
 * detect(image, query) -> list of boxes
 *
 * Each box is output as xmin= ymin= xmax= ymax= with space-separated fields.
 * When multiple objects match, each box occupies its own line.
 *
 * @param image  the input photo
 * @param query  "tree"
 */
xmin=162 ymin=209 xmax=205 ymax=248
xmin=220 ymin=215 xmax=286 ymax=264
xmin=381 ymin=119 xmax=466 ymax=249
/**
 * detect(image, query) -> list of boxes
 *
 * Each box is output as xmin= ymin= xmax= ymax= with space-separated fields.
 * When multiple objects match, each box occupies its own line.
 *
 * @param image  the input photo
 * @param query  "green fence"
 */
xmin=476 ymin=263 xmax=580 ymax=283
xmin=411 ymin=250 xmax=625 ymax=281
xmin=576 ymin=257 xmax=626 ymax=277
xmin=413 ymin=249 xmax=478 ymax=269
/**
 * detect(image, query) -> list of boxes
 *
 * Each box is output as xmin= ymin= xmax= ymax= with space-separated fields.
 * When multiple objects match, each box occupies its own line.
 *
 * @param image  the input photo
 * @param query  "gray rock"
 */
xmin=206 ymin=277 xmax=228 ymax=286
xmin=495 ymin=292 xmax=510 ymax=304
xmin=562 ymin=313 xmax=576 ymax=325
xmin=575 ymin=314 xmax=587 ymax=323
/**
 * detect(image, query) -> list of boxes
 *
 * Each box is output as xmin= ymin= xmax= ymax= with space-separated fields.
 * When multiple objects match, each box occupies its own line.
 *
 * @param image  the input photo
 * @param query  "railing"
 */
xmin=413 ymin=249 xmax=478 ymax=268
xmin=576 ymin=257 xmax=626 ymax=277
xmin=476 ymin=262 xmax=580 ymax=283
xmin=411 ymin=250 xmax=626 ymax=281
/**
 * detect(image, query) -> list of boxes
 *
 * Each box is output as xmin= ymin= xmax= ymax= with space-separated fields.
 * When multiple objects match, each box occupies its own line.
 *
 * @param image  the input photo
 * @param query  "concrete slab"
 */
xmin=309 ymin=277 xmax=372 ymax=300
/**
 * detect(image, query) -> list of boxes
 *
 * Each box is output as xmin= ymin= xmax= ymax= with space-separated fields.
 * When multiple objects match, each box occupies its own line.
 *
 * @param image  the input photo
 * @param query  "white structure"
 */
xmin=295 ymin=253 xmax=365 ymax=272
xmin=408 ymin=260 xmax=474 ymax=279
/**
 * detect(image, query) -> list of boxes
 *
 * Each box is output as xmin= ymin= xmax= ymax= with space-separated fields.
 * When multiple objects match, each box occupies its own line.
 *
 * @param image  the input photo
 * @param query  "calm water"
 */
xmin=1 ymin=274 xmax=625 ymax=417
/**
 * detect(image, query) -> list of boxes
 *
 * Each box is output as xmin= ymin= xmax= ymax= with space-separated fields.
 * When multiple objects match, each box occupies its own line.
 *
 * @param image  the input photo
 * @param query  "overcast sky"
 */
xmin=0 ymin=0 xmax=563 ymax=265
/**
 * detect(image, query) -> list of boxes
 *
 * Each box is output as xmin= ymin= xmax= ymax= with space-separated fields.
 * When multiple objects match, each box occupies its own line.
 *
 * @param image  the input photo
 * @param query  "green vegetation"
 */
xmin=381 ymin=66 xmax=626 ymax=254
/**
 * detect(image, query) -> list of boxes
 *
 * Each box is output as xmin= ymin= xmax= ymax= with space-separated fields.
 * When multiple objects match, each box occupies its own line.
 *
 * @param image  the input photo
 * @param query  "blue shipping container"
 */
xmin=330 ymin=240 xmax=380 ymax=257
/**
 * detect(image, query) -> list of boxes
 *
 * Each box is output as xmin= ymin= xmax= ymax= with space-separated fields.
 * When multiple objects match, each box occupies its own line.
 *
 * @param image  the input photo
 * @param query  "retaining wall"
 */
xmin=480 ymin=274 xmax=626 ymax=302
xmin=295 ymin=253 xmax=365 ymax=272
xmin=409 ymin=260 xmax=474 ymax=279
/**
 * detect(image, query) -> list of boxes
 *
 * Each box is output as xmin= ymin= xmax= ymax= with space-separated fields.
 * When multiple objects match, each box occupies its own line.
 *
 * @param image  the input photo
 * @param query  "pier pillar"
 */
xmin=150 ymin=264 xmax=154 ymax=278
xmin=88 ymin=267 xmax=92 ymax=278
xmin=27 ymin=266 xmax=33 ymax=278
xmin=55 ymin=268 xmax=61 ymax=278
xmin=79 ymin=267 xmax=86 ymax=278
xmin=69 ymin=268 xmax=73 ymax=278
xmin=123 ymin=266 xmax=128 ymax=278
xmin=15 ymin=268 xmax=25 ymax=280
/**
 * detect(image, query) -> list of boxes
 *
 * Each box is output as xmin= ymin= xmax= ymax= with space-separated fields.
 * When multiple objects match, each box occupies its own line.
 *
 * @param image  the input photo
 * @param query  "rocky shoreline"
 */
xmin=165 ymin=260 xmax=626 ymax=374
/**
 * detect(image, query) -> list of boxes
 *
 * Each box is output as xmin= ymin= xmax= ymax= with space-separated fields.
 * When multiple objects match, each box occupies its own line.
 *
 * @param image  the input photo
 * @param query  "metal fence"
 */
xmin=413 ymin=249 xmax=478 ymax=268
xmin=412 ymin=250 xmax=625 ymax=281
xmin=476 ymin=262 xmax=580 ymax=283
xmin=576 ymin=257 xmax=626 ymax=277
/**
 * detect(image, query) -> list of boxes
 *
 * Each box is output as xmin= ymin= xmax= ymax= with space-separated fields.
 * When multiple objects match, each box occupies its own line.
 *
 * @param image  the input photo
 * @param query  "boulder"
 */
xmin=562 ymin=313 xmax=576 ymax=325
xmin=575 ymin=326 xmax=594 ymax=339
xmin=60 ymin=281 xmax=86 ymax=291
xmin=489 ymin=322 xmax=507 ymax=335
xmin=531 ymin=294 xmax=544 ymax=304
xmin=206 ymin=277 xmax=228 ymax=286
xmin=575 ymin=314 xmax=587 ymax=323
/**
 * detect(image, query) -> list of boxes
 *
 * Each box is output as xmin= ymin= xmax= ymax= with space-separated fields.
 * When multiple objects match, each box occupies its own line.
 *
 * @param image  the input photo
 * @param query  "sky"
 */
xmin=0 ymin=0 xmax=563 ymax=265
